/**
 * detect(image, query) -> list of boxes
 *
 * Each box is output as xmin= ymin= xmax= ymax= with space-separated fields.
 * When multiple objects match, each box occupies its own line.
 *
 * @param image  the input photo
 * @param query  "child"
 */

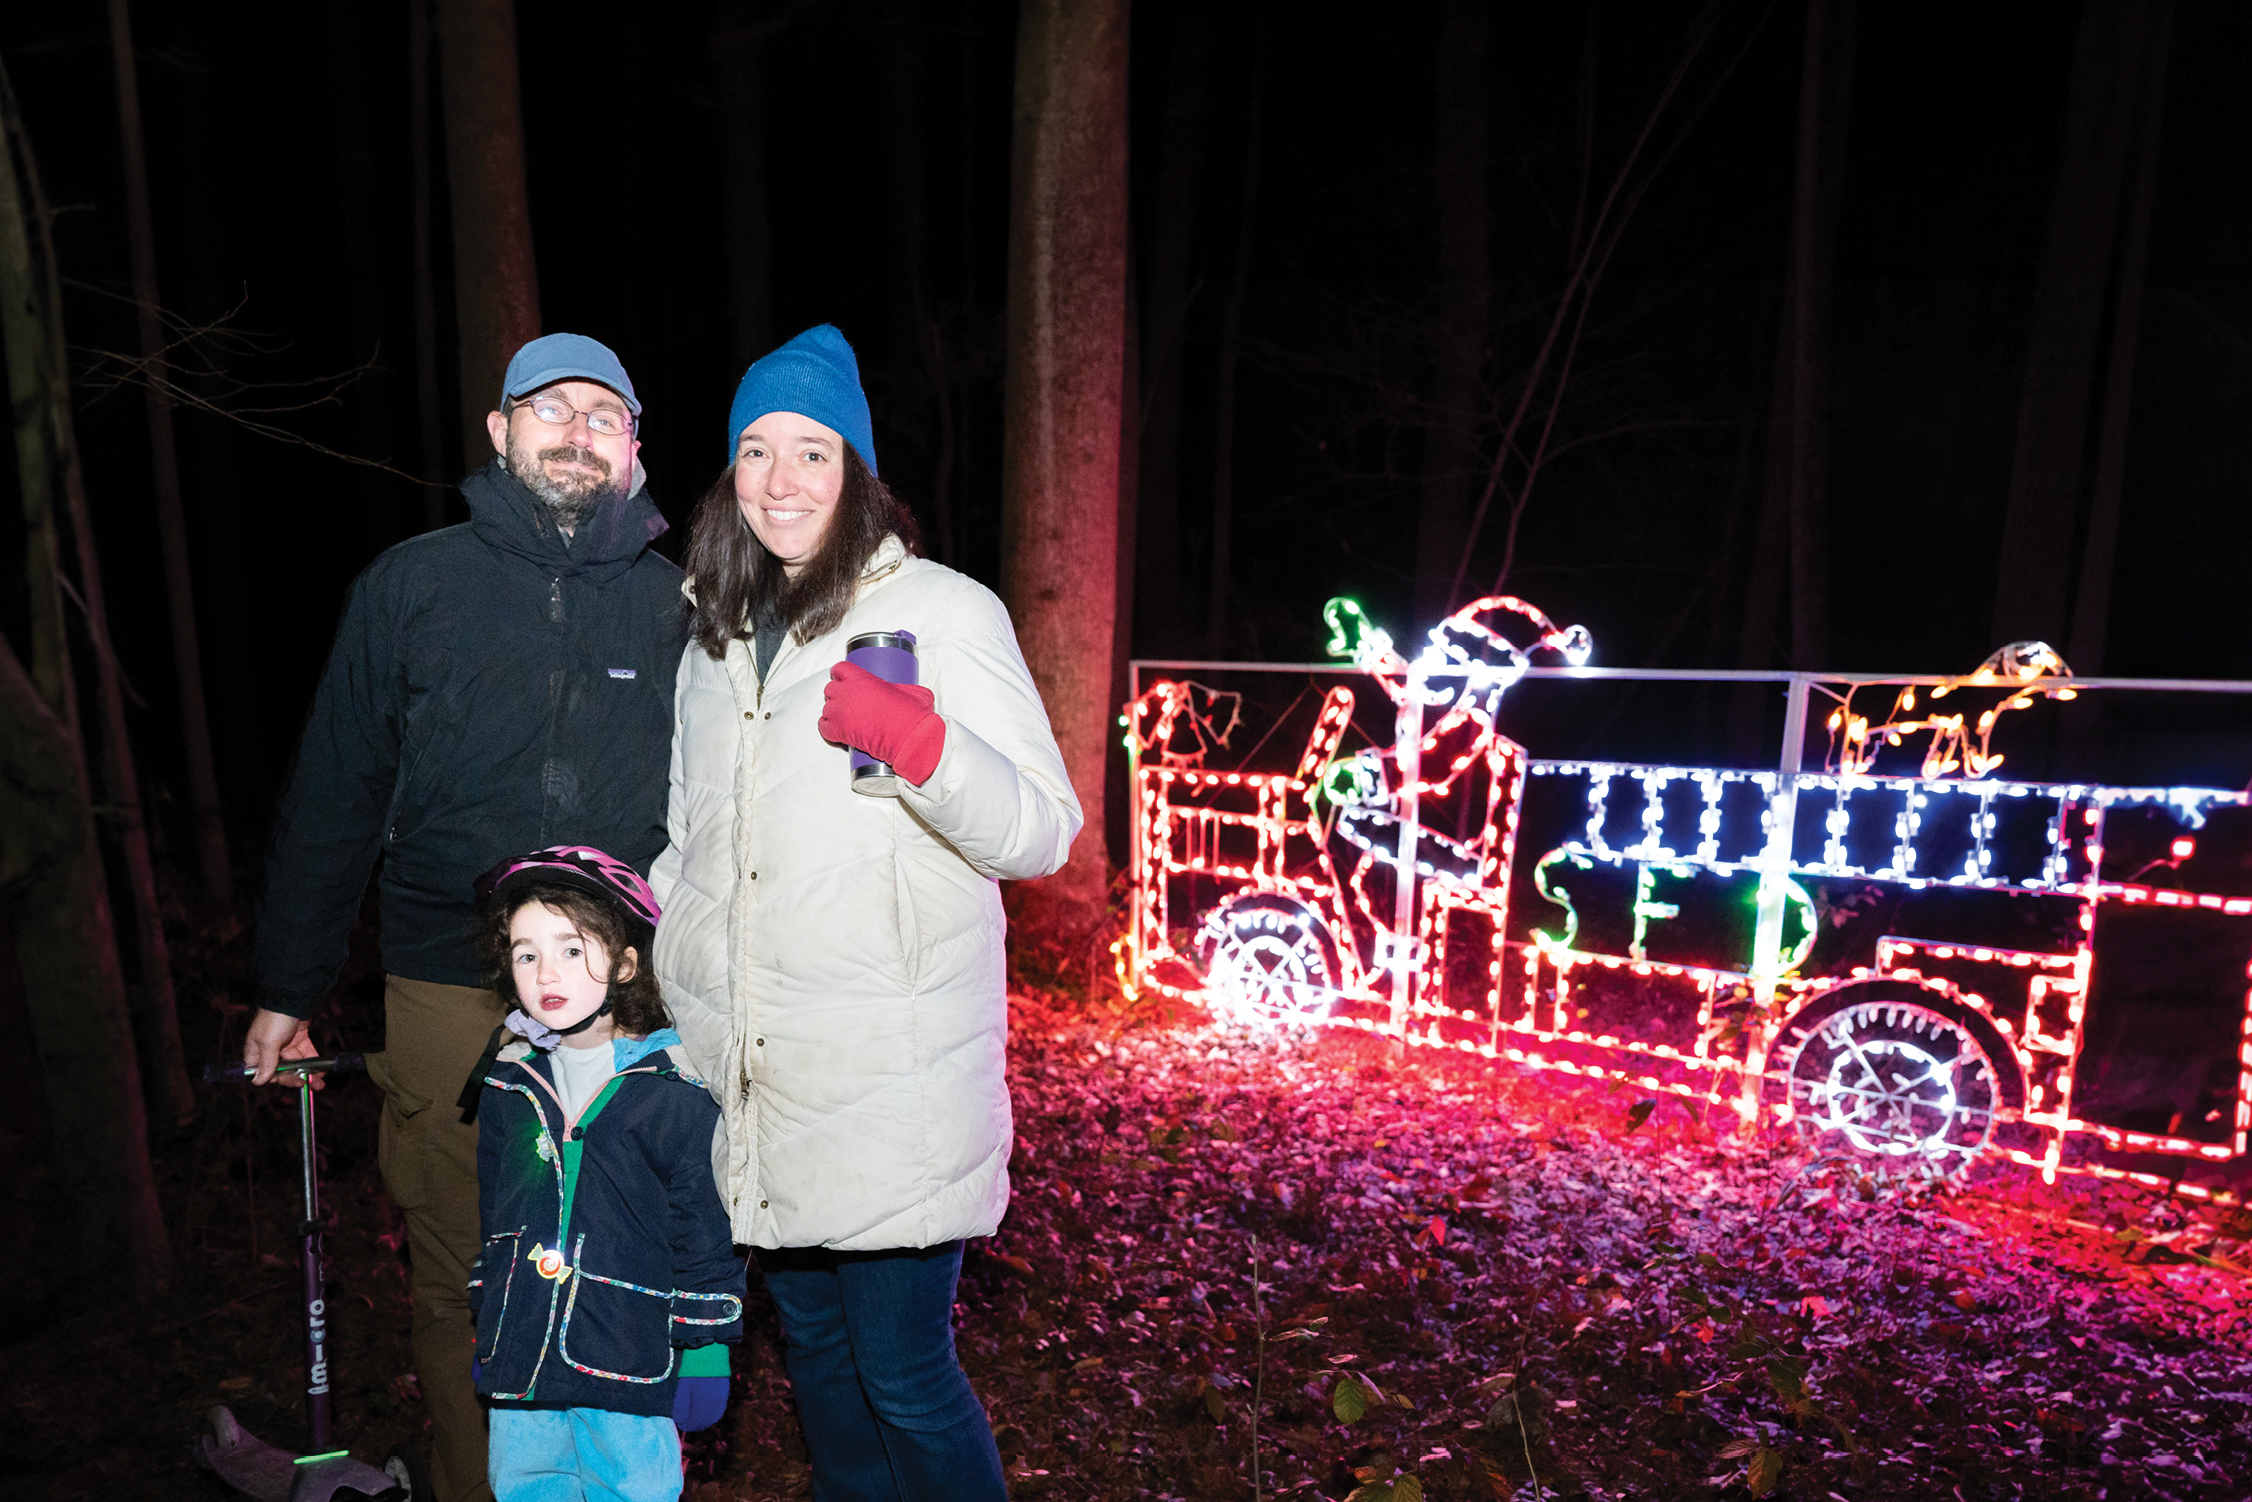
xmin=464 ymin=845 xmax=744 ymax=1502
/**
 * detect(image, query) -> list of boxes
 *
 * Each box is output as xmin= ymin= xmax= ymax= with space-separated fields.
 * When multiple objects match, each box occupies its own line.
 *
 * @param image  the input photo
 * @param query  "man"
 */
xmin=244 ymin=334 xmax=686 ymax=1502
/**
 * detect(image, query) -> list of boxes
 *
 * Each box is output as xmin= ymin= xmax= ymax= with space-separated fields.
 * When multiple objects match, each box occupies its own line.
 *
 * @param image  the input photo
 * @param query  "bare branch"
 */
xmin=57 ymin=281 xmax=444 ymax=486
xmin=1454 ymin=0 xmax=1777 ymax=607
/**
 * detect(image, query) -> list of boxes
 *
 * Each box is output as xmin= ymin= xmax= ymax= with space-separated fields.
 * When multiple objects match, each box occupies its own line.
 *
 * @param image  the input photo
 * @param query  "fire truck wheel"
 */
xmin=1194 ymin=892 xmax=1343 ymax=1028
xmin=1777 ymin=984 xmax=2010 ymax=1171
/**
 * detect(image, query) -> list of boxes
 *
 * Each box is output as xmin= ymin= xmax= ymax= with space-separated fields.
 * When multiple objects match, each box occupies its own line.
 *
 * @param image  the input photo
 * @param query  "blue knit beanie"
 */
xmin=725 ymin=324 xmax=879 ymax=477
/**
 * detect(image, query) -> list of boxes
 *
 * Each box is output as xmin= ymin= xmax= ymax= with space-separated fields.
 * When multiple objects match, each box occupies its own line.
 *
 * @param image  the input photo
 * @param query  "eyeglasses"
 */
xmin=517 ymin=396 xmax=633 ymax=437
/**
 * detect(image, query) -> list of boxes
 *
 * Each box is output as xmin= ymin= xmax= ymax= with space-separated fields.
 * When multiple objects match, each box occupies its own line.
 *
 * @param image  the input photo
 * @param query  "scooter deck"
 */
xmin=192 ymin=1405 xmax=401 ymax=1502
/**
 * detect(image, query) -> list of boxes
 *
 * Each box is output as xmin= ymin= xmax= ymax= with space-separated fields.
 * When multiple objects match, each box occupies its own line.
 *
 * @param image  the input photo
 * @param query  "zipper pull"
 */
xmin=739 ymin=1065 xmax=751 ymax=1103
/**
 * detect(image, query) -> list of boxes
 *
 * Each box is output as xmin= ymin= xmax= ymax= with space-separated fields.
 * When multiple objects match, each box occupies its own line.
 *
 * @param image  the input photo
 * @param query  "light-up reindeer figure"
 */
xmin=1119 ymin=594 xmax=1590 ymax=1032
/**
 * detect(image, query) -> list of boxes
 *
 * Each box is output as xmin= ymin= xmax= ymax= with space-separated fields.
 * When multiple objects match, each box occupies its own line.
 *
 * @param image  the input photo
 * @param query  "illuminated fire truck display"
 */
xmin=1118 ymin=597 xmax=2252 ymax=1202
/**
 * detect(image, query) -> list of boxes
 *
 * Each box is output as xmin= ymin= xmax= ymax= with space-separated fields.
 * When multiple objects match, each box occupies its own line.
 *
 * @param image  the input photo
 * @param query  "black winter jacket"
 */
xmin=470 ymin=1035 xmax=744 ymax=1417
xmin=251 ymin=462 xmax=686 ymax=1016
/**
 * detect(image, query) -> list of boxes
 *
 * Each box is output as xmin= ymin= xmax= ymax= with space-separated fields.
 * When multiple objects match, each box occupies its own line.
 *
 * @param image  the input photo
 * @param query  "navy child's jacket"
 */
xmin=470 ymin=1032 xmax=744 ymax=1417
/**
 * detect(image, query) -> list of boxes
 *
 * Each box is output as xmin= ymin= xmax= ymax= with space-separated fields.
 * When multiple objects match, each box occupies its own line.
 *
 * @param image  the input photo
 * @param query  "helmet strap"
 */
xmin=554 ymin=990 xmax=615 ymax=1037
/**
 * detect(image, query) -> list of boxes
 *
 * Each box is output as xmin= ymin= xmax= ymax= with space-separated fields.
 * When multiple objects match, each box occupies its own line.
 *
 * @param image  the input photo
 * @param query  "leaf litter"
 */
xmin=799 ymin=987 xmax=2252 ymax=1502
xmin=14 ymin=978 xmax=2247 ymax=1500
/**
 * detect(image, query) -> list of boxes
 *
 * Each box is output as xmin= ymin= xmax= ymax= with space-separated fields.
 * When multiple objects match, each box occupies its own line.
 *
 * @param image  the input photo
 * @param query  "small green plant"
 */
xmin=1479 ymin=1371 xmax=1545 ymax=1502
xmin=1329 ymin=1370 xmax=1421 ymax=1499
xmin=1717 ymin=1437 xmax=1787 ymax=1496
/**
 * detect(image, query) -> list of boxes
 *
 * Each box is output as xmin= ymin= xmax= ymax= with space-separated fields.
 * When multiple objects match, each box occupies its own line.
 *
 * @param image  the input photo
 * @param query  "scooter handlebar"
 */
xmin=202 ymin=1053 xmax=368 ymax=1085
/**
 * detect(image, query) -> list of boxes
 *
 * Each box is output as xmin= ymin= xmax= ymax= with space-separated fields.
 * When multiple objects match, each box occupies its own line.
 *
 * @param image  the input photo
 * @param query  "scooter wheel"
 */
xmin=382 ymin=1444 xmax=432 ymax=1500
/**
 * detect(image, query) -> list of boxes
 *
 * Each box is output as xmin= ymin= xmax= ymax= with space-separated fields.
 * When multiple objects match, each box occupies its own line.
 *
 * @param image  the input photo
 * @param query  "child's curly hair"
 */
xmin=485 ymin=880 xmax=672 ymax=1037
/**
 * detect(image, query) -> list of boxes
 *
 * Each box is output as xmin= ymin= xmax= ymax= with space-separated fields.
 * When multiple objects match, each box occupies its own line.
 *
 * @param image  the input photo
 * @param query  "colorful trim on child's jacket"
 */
xmin=468 ymin=1038 xmax=745 ymax=1418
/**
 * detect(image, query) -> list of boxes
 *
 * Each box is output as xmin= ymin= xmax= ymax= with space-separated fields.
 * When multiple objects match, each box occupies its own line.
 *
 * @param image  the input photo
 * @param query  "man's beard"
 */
xmin=506 ymin=437 xmax=622 ymax=534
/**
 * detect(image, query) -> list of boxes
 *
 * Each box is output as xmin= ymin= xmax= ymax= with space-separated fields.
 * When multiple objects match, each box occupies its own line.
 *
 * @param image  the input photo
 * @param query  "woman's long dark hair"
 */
xmin=685 ymin=445 xmax=923 ymax=661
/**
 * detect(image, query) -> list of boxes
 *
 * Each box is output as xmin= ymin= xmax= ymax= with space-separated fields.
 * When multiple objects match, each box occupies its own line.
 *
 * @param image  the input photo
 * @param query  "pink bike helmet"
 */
xmin=475 ymin=845 xmax=663 ymax=933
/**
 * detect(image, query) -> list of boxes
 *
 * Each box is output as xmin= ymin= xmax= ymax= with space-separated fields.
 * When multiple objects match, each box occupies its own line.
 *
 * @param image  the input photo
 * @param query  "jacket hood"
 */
xmin=462 ymin=458 xmax=668 ymax=581
xmin=493 ymin=1027 xmax=702 ymax=1086
xmin=614 ymin=1028 xmax=684 ymax=1071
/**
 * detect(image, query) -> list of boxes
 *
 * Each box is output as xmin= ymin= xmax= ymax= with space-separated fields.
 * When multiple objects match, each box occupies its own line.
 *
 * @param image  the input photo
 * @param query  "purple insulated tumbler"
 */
xmin=845 ymin=630 xmax=918 ymax=797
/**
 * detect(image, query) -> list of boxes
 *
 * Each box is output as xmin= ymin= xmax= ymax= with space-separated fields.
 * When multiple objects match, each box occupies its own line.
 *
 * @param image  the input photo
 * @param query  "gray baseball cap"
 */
xmin=501 ymin=333 xmax=642 ymax=415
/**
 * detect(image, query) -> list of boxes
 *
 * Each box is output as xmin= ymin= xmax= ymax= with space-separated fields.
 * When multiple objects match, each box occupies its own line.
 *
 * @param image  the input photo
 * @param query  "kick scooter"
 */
xmin=193 ymin=1053 xmax=412 ymax=1501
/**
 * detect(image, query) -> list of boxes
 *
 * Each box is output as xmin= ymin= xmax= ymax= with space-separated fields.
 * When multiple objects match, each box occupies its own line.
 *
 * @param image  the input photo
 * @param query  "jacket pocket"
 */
xmin=559 ymin=1253 xmax=677 ymax=1384
xmin=384 ymin=692 xmax=449 ymax=846
xmin=894 ymin=851 xmax=923 ymax=992
xmin=472 ymin=1227 xmax=525 ymax=1363
xmin=364 ymin=1050 xmax=431 ymax=1117
xmin=372 ymin=1054 xmax=438 ymax=1210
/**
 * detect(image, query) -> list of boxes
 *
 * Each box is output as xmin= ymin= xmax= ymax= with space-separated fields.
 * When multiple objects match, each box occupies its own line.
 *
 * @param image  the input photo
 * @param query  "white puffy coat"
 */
xmin=649 ymin=537 xmax=1080 ymax=1249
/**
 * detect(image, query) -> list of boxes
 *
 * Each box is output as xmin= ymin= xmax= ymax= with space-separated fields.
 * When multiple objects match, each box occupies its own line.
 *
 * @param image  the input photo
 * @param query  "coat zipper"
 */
xmin=745 ymin=636 xmax=761 ymax=1102
xmin=728 ymin=547 xmax=906 ymax=1115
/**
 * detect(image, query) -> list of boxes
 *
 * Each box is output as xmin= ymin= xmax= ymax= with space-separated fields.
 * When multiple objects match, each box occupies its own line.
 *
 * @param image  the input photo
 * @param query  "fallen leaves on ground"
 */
xmin=701 ymin=988 xmax=2251 ymax=1500
xmin=13 ymin=982 xmax=2250 ymax=1501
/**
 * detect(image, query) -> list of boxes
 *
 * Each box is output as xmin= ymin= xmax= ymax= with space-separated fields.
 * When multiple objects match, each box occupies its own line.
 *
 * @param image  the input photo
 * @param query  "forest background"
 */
xmin=2 ymin=0 xmax=2250 ymax=1317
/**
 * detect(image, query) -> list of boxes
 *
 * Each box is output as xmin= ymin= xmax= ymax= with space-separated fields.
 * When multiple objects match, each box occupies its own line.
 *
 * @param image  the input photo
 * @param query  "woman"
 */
xmin=649 ymin=324 xmax=1079 ymax=1499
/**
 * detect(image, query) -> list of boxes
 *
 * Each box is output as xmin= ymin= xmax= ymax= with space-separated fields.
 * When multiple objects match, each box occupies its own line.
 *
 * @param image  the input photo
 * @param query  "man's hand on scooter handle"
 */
xmin=244 ymin=1007 xmax=324 ymax=1088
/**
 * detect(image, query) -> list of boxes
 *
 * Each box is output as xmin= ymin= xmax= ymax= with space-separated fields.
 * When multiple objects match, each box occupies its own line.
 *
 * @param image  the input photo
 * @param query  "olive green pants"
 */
xmin=369 ymin=975 xmax=507 ymax=1502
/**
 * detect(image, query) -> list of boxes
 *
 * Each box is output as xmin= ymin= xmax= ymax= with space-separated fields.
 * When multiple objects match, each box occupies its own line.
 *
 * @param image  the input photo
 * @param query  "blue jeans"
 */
xmin=755 ymin=1242 xmax=1006 ymax=1501
xmin=487 ymin=1407 xmax=680 ymax=1501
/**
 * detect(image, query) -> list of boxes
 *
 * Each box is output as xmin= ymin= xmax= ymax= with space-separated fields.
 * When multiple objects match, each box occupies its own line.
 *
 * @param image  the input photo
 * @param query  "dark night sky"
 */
xmin=3 ymin=1 xmax=2250 ymax=860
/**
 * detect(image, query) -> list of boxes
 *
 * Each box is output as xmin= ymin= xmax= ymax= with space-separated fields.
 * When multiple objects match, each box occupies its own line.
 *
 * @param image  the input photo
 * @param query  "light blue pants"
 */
xmin=488 ymin=1407 xmax=681 ymax=1502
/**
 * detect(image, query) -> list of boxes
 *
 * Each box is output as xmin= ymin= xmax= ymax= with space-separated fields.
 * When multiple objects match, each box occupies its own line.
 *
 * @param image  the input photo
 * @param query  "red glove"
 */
xmin=819 ymin=661 xmax=947 ymax=786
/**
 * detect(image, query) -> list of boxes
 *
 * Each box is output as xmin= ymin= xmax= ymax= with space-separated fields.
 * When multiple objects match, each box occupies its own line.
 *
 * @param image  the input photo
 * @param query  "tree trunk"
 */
xmin=953 ymin=0 xmax=980 ymax=568
xmin=107 ymin=0 xmax=232 ymax=906
xmin=5 ymin=60 xmax=193 ymax=1123
xmin=409 ymin=0 xmax=450 ymax=518
xmin=1730 ymin=328 xmax=1793 ymax=761
xmin=1001 ymin=0 xmax=1130 ymax=930
xmin=0 ymin=640 xmax=171 ymax=1297
xmin=1 ymin=124 xmax=73 ymax=722
xmin=921 ymin=322 xmax=960 ymax=568
xmin=1110 ymin=261 xmax=1139 ymax=872
xmin=0 ymin=72 xmax=171 ymax=1296
xmin=714 ymin=1 xmax=777 ymax=365
xmin=1703 ymin=397 xmax=1759 ymax=753
xmin=1412 ymin=0 xmax=1491 ymax=627
xmin=58 ymin=345 xmax=197 ymax=1126
xmin=1989 ymin=0 xmax=2165 ymax=650
xmin=160 ymin=54 xmax=257 ymax=785
xmin=324 ymin=0 xmax=409 ymax=553
xmin=1204 ymin=39 xmax=1264 ymax=658
xmin=886 ymin=0 xmax=955 ymax=559
xmin=1782 ymin=0 xmax=1854 ymax=670
xmin=436 ymin=0 xmax=540 ymax=454
xmin=1133 ymin=12 xmax=1208 ymax=656
xmin=2067 ymin=3 xmax=2171 ymax=676
xmin=1730 ymin=1 xmax=1852 ymax=756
